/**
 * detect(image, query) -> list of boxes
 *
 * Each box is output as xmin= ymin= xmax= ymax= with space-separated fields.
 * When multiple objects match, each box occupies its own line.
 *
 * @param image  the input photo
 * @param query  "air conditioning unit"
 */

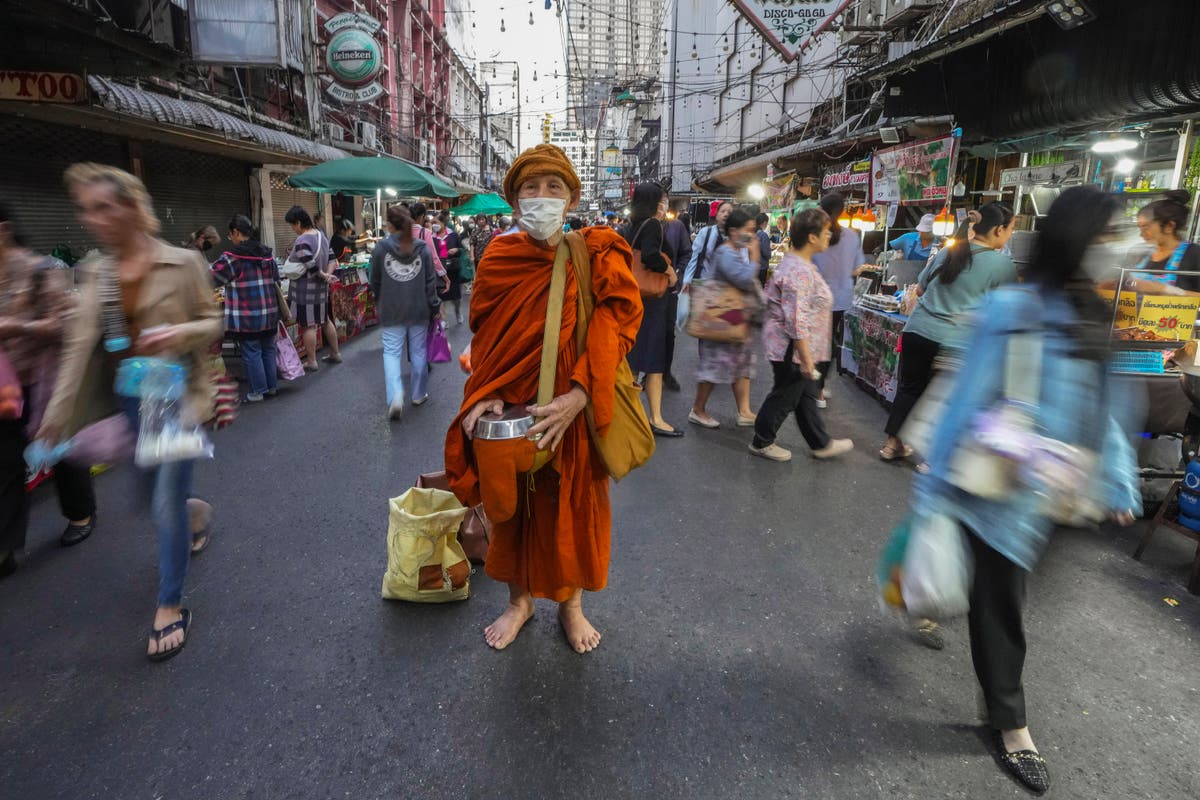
xmin=355 ymin=121 xmax=378 ymax=150
xmin=883 ymin=0 xmax=940 ymax=26
xmin=323 ymin=123 xmax=347 ymax=143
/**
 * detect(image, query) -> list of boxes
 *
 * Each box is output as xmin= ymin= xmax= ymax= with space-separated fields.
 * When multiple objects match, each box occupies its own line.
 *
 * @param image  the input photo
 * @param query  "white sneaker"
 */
xmin=812 ymin=439 xmax=854 ymax=459
xmin=748 ymin=442 xmax=792 ymax=462
xmin=412 ymin=395 xmax=429 ymax=406
xmin=388 ymin=401 xmax=404 ymax=420
xmin=816 ymin=396 xmax=828 ymax=409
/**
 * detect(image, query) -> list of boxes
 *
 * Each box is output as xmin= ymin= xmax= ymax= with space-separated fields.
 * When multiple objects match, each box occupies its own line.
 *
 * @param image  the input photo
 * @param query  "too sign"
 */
xmin=0 ymin=71 xmax=87 ymax=103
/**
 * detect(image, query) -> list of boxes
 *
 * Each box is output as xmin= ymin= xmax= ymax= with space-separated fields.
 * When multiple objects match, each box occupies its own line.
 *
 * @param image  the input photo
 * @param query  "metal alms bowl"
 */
xmin=474 ymin=404 xmax=536 ymax=440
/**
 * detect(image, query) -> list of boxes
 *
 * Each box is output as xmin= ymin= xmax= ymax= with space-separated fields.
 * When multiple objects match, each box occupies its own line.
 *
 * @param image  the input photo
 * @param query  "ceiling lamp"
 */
xmin=1092 ymin=135 xmax=1137 ymax=153
xmin=1047 ymin=0 xmax=1096 ymax=29
xmin=853 ymin=208 xmax=877 ymax=232
xmin=850 ymin=209 xmax=865 ymax=230
xmin=837 ymin=209 xmax=852 ymax=228
xmin=747 ymin=183 xmax=765 ymax=200
xmin=932 ymin=207 xmax=955 ymax=237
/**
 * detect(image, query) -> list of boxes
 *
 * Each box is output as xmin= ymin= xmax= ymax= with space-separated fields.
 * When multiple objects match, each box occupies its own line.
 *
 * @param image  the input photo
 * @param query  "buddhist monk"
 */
xmin=445 ymin=144 xmax=642 ymax=654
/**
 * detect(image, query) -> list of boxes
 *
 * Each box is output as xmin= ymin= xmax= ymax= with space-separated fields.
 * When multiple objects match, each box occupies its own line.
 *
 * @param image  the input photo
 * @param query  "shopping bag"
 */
xmin=65 ymin=413 xmax=136 ymax=467
xmin=900 ymin=512 xmax=972 ymax=619
xmin=685 ymin=279 xmax=762 ymax=343
xmin=279 ymin=258 xmax=306 ymax=280
xmin=675 ymin=289 xmax=690 ymax=333
xmin=0 ymin=349 xmax=23 ymax=420
xmin=459 ymin=249 xmax=475 ymax=281
xmin=876 ymin=513 xmax=913 ymax=611
xmin=416 ymin=470 xmax=491 ymax=564
xmin=427 ymin=318 xmax=452 ymax=364
xmin=275 ymin=322 xmax=305 ymax=380
xmin=381 ymin=487 xmax=471 ymax=602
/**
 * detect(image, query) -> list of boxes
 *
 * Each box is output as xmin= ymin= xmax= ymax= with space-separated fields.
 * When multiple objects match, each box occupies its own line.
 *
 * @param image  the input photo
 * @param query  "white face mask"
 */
xmin=432 ymin=224 xmax=442 ymax=233
xmin=517 ymin=197 xmax=567 ymax=240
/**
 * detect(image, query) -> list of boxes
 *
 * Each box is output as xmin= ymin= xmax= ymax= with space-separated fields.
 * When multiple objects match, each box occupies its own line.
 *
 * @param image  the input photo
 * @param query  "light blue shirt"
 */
xmin=813 ymin=228 xmax=865 ymax=312
xmin=889 ymin=231 xmax=938 ymax=261
xmin=915 ymin=287 xmax=1142 ymax=570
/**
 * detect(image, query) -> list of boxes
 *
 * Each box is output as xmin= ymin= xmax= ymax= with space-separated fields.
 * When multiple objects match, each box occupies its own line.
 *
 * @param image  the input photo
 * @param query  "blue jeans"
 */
xmin=239 ymin=332 xmax=278 ymax=397
xmin=121 ymin=397 xmax=195 ymax=607
xmin=381 ymin=324 xmax=428 ymax=406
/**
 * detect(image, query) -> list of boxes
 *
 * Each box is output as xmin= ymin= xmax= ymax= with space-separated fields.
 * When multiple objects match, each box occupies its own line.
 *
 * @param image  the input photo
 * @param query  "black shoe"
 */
xmin=0 ymin=550 xmax=16 ymax=579
xmin=651 ymin=424 xmax=684 ymax=438
xmin=664 ymin=374 xmax=681 ymax=392
xmin=60 ymin=514 xmax=96 ymax=547
xmin=994 ymin=734 xmax=1051 ymax=795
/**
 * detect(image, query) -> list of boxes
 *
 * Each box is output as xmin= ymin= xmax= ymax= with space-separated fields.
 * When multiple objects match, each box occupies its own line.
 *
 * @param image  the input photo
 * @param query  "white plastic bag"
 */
xmin=134 ymin=361 xmax=213 ymax=468
xmin=900 ymin=512 xmax=972 ymax=619
xmin=675 ymin=289 xmax=690 ymax=333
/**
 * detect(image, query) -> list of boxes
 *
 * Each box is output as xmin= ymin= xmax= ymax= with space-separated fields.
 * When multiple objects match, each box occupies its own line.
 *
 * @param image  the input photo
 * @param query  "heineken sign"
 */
xmin=732 ymin=1 xmax=854 ymax=63
xmin=324 ymin=13 xmax=384 ymax=104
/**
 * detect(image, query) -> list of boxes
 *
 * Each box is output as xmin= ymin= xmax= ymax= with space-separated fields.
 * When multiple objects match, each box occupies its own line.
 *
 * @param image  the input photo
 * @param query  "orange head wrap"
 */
xmin=503 ymin=143 xmax=582 ymax=203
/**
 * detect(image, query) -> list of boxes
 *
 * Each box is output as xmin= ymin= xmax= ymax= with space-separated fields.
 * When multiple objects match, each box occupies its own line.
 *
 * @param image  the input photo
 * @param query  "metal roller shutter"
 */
xmin=270 ymin=171 xmax=320 ymax=258
xmin=141 ymin=144 xmax=250 ymax=251
xmin=0 ymin=117 xmax=126 ymax=259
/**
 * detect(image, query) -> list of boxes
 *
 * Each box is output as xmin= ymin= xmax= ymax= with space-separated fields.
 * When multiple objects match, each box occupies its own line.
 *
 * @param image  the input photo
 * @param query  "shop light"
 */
xmin=1116 ymin=158 xmax=1137 ymax=175
xmin=1047 ymin=0 xmax=1096 ymax=30
xmin=747 ymin=183 xmax=766 ymax=200
xmin=837 ymin=210 xmax=852 ymax=228
xmin=384 ymin=187 xmax=397 ymax=196
xmin=1092 ymin=136 xmax=1137 ymax=153
xmin=932 ymin=208 xmax=955 ymax=237
xmin=854 ymin=207 xmax=878 ymax=232
xmin=666 ymin=211 xmax=677 ymax=220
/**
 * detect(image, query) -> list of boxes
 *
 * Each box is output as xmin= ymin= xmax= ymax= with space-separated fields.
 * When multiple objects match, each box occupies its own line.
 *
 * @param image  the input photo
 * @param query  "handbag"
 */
xmin=685 ymin=278 xmax=762 ymax=343
xmin=427 ymin=318 xmax=452 ymax=363
xmin=275 ymin=321 xmax=305 ymax=380
xmin=416 ymin=470 xmax=491 ymax=564
xmin=459 ymin=248 xmax=475 ymax=281
xmin=279 ymin=259 xmax=306 ymax=281
xmin=562 ymin=232 xmax=655 ymax=481
xmin=630 ymin=219 xmax=672 ymax=299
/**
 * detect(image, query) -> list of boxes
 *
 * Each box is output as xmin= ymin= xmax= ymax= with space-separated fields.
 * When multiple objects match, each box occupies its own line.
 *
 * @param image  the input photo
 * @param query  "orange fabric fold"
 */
xmin=444 ymin=227 xmax=642 ymax=601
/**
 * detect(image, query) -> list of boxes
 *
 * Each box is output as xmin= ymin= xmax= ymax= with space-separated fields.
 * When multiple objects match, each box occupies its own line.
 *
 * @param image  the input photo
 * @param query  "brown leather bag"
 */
xmin=415 ymin=471 xmax=491 ymax=564
xmin=563 ymin=233 xmax=655 ymax=481
xmin=629 ymin=219 xmax=673 ymax=299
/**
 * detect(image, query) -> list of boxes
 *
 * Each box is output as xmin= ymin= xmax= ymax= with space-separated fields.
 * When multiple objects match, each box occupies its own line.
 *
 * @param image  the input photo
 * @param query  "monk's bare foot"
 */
xmin=558 ymin=601 xmax=601 ymax=654
xmin=484 ymin=596 xmax=534 ymax=650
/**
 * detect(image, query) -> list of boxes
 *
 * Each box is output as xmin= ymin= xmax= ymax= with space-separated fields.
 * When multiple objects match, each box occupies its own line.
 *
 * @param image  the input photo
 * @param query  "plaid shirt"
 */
xmin=211 ymin=242 xmax=281 ymax=334
xmin=0 ymin=248 xmax=73 ymax=384
xmin=287 ymin=230 xmax=331 ymax=307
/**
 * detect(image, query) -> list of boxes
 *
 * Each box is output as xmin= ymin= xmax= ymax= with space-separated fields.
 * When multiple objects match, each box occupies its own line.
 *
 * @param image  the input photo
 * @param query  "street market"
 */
xmin=2 ymin=2 xmax=1200 ymax=799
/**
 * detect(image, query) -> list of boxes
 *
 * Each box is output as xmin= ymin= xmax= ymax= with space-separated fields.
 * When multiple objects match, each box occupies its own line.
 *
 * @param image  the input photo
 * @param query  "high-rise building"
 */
xmin=549 ymin=128 xmax=595 ymax=209
xmin=564 ymin=0 xmax=662 ymax=131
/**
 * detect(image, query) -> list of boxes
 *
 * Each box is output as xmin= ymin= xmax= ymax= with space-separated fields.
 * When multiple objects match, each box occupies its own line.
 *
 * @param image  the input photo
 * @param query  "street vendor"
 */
xmin=1123 ymin=190 xmax=1200 ymax=295
xmin=889 ymin=213 xmax=941 ymax=261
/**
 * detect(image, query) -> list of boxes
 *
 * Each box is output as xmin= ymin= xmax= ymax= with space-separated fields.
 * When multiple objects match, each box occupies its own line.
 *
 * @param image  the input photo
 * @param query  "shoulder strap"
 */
xmin=563 ymin=233 xmax=594 ymax=357
xmin=537 ymin=242 xmax=569 ymax=411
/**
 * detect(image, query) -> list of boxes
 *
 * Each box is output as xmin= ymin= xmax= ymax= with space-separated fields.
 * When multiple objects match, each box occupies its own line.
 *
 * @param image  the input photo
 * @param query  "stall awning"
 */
xmin=88 ymin=77 xmax=348 ymax=164
xmin=454 ymin=193 xmax=512 ymax=216
xmin=286 ymin=156 xmax=460 ymax=198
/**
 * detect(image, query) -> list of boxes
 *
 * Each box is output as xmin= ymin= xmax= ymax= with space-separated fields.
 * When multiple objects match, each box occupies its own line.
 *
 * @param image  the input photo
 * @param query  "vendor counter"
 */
xmin=841 ymin=306 xmax=906 ymax=402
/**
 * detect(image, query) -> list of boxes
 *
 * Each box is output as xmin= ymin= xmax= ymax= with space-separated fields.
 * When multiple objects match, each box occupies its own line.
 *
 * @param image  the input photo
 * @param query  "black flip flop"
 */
xmin=147 ymin=609 xmax=192 ymax=663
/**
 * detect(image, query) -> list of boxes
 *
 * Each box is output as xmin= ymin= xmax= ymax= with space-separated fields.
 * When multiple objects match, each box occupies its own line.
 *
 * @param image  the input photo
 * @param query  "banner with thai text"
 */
xmin=870 ymin=136 xmax=958 ymax=206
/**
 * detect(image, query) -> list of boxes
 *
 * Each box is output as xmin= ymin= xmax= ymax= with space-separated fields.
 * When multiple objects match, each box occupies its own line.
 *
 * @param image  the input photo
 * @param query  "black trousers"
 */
xmin=967 ymin=528 xmax=1028 ymax=730
xmin=885 ymin=331 xmax=941 ymax=437
xmin=664 ymin=291 xmax=679 ymax=378
xmin=0 ymin=387 xmax=96 ymax=552
xmin=818 ymin=309 xmax=846 ymax=389
xmin=752 ymin=353 xmax=830 ymax=451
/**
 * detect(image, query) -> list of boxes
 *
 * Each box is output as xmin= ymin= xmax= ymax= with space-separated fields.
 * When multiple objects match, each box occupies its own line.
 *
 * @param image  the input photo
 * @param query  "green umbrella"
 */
xmin=287 ymin=156 xmax=460 ymax=198
xmin=453 ymin=193 xmax=512 ymax=216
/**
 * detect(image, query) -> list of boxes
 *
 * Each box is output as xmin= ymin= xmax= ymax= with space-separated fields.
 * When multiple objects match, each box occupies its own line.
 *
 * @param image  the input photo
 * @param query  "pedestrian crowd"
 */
xmin=2 ymin=144 xmax=1171 ymax=796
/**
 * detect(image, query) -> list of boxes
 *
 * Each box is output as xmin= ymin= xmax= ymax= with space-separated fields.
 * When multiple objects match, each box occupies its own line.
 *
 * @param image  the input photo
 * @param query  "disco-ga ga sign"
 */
xmin=325 ymin=13 xmax=385 ymax=104
xmin=732 ymin=1 xmax=851 ymax=62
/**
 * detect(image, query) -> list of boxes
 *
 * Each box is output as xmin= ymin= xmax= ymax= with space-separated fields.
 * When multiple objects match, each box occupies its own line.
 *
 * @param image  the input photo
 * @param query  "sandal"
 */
xmin=879 ymin=444 xmax=914 ymax=462
xmin=147 ymin=609 xmax=192 ymax=663
xmin=191 ymin=531 xmax=211 ymax=555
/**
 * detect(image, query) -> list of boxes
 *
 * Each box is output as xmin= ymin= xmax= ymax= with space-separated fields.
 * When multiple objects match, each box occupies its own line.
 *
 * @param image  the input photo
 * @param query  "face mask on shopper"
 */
xmin=517 ymin=197 xmax=567 ymax=240
xmin=432 ymin=224 xmax=443 ymax=233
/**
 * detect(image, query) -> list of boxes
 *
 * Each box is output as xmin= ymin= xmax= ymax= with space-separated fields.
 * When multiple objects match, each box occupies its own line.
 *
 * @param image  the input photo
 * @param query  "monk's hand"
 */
xmin=462 ymin=397 xmax=503 ymax=439
xmin=526 ymin=386 xmax=588 ymax=452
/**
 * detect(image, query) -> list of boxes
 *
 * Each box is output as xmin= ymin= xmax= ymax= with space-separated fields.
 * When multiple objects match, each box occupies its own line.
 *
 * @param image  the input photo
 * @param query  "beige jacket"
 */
xmin=42 ymin=240 xmax=223 ymax=437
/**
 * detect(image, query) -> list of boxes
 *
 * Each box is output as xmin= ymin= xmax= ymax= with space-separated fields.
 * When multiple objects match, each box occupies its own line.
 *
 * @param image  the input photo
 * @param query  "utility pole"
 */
xmin=480 ymin=82 xmax=489 ymax=188
xmin=666 ymin=0 xmax=679 ymax=191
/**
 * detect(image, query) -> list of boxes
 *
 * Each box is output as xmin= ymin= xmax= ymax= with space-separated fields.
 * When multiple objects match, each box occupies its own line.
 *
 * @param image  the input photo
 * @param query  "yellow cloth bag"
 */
xmin=381 ymin=487 xmax=472 ymax=603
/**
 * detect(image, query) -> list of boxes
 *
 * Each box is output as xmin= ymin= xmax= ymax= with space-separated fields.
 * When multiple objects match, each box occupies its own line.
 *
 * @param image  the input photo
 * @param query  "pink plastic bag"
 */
xmin=275 ymin=322 xmax=305 ymax=380
xmin=427 ymin=318 xmax=452 ymax=364
xmin=0 ymin=349 xmax=23 ymax=420
xmin=66 ymin=413 xmax=136 ymax=467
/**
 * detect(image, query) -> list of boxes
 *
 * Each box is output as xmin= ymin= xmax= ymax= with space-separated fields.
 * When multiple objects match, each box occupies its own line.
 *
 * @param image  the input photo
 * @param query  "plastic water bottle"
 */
xmin=1177 ymin=458 xmax=1200 ymax=531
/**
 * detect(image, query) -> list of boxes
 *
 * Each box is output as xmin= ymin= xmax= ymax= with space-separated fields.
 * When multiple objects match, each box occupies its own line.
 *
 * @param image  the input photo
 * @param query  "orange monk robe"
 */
xmin=444 ymin=227 xmax=643 ymax=602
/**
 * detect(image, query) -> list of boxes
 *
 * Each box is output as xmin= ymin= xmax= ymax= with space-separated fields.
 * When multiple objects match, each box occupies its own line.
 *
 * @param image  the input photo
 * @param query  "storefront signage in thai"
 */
xmin=324 ymin=13 xmax=384 ymax=104
xmin=870 ymin=136 xmax=959 ymax=206
xmin=999 ymin=160 xmax=1085 ymax=188
xmin=0 ymin=71 xmax=86 ymax=103
xmin=822 ymin=159 xmax=870 ymax=191
xmin=731 ymin=1 xmax=853 ymax=63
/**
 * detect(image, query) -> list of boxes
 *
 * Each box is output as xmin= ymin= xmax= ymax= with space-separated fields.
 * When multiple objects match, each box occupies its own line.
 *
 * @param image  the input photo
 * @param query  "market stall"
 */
xmin=841 ymin=303 xmax=905 ymax=403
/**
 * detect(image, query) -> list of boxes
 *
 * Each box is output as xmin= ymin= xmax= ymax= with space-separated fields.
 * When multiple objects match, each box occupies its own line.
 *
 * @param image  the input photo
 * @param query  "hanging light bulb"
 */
xmin=500 ymin=18 xmax=506 ymax=32
xmin=662 ymin=40 xmax=669 ymax=56
xmin=492 ymin=66 xmax=497 ymax=78
xmin=723 ymin=35 xmax=729 ymax=52
xmin=691 ymin=36 xmax=698 ymax=58
xmin=859 ymin=208 xmax=878 ymax=231
xmin=932 ymin=207 xmax=955 ymax=237
xmin=532 ymin=70 xmax=538 ymax=81
xmin=837 ymin=209 xmax=852 ymax=228
xmin=528 ymin=11 xmax=534 ymax=25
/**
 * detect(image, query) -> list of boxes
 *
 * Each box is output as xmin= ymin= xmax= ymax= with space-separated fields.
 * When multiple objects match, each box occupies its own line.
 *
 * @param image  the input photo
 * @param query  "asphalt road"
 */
xmin=2 ymin=312 xmax=1198 ymax=800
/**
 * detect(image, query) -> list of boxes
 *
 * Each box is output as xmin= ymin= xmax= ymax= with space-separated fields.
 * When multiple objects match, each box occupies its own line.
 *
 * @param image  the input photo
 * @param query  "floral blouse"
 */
xmin=762 ymin=252 xmax=833 ymax=364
